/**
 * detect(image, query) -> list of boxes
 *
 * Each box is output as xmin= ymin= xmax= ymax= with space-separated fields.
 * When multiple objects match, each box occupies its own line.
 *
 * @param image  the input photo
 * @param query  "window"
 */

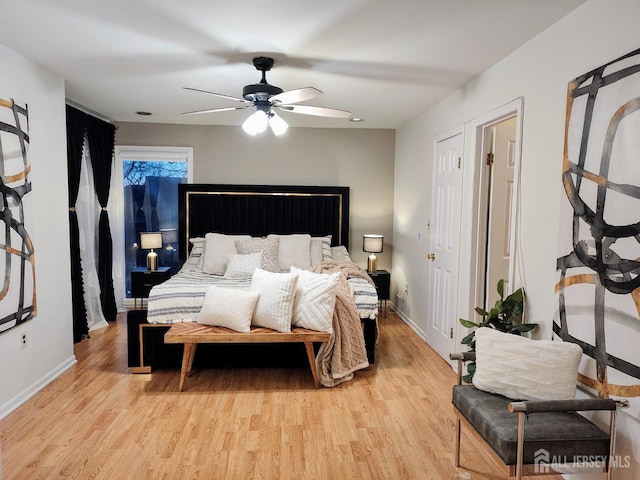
xmin=113 ymin=146 xmax=193 ymax=304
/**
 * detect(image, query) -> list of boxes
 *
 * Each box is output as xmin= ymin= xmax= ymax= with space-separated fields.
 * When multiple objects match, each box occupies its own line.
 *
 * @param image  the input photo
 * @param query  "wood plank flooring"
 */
xmin=0 ymin=312 xmax=561 ymax=479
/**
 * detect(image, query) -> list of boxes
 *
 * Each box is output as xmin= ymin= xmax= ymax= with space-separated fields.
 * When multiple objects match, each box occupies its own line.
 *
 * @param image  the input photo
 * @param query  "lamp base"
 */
xmin=147 ymin=250 xmax=158 ymax=271
xmin=367 ymin=254 xmax=378 ymax=273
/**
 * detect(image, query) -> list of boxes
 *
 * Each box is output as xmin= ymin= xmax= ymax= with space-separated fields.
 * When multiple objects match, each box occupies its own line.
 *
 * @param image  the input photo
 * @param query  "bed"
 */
xmin=127 ymin=184 xmax=379 ymax=380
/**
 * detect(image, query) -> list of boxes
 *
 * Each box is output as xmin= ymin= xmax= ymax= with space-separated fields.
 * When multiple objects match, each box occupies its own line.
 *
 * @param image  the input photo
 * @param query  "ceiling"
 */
xmin=0 ymin=0 xmax=585 ymax=129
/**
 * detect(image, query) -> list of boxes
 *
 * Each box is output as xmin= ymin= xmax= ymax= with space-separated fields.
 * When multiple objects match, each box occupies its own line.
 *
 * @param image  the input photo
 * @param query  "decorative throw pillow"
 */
xmin=267 ymin=234 xmax=312 ymax=271
xmin=331 ymin=245 xmax=352 ymax=263
xmin=224 ymin=253 xmax=263 ymax=279
xmin=250 ymin=268 xmax=297 ymax=332
xmin=197 ymin=285 xmax=259 ymax=333
xmin=472 ymin=327 xmax=583 ymax=401
xmin=310 ymin=235 xmax=332 ymax=266
xmin=181 ymin=237 xmax=205 ymax=271
xmin=202 ymin=233 xmax=251 ymax=275
xmin=236 ymin=237 xmax=280 ymax=272
xmin=310 ymin=238 xmax=323 ymax=266
xmin=290 ymin=266 xmax=339 ymax=333
xmin=319 ymin=236 xmax=333 ymax=261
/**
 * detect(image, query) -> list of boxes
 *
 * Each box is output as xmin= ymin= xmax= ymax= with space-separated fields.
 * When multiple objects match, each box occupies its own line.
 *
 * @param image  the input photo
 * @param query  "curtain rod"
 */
xmin=65 ymin=99 xmax=116 ymax=125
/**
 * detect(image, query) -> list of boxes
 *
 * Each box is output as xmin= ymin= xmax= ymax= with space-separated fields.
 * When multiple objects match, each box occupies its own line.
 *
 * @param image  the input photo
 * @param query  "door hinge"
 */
xmin=450 ymin=327 xmax=454 ymax=339
xmin=486 ymin=152 xmax=494 ymax=166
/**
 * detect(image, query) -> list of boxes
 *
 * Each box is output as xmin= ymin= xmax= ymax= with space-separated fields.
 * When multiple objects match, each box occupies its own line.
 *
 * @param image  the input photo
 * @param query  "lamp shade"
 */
xmin=242 ymin=110 xmax=268 ymax=135
xmin=268 ymin=111 xmax=288 ymax=136
xmin=140 ymin=232 xmax=162 ymax=250
xmin=363 ymin=234 xmax=384 ymax=253
xmin=160 ymin=228 xmax=178 ymax=245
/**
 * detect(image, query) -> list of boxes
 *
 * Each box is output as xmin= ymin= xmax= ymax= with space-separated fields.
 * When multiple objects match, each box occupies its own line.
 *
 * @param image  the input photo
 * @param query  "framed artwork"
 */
xmin=0 ymin=98 xmax=36 ymax=333
xmin=555 ymin=48 xmax=640 ymax=417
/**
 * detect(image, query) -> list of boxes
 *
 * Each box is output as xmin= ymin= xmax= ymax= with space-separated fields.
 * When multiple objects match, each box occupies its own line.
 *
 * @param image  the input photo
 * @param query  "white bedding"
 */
xmin=146 ymin=266 xmax=378 ymax=325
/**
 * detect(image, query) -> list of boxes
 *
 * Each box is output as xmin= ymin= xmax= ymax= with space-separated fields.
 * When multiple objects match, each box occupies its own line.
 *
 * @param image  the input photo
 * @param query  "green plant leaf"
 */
xmin=512 ymin=323 xmax=538 ymax=333
xmin=462 ymin=361 xmax=477 ymax=383
xmin=459 ymin=319 xmax=479 ymax=329
xmin=461 ymin=332 xmax=475 ymax=345
xmin=474 ymin=307 xmax=488 ymax=317
xmin=497 ymin=278 xmax=504 ymax=298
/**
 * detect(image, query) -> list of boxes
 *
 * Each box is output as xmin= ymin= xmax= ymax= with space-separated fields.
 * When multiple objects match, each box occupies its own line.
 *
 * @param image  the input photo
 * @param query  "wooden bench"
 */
xmin=164 ymin=322 xmax=332 ymax=391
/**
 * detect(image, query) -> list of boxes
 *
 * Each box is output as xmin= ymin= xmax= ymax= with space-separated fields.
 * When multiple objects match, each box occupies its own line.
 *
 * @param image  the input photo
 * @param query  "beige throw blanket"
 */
xmin=313 ymin=261 xmax=371 ymax=387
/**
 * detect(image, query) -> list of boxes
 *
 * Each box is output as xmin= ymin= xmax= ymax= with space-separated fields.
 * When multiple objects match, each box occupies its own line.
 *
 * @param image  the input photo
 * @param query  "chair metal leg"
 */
xmin=516 ymin=411 xmax=525 ymax=480
xmin=607 ymin=409 xmax=617 ymax=480
xmin=455 ymin=417 xmax=461 ymax=467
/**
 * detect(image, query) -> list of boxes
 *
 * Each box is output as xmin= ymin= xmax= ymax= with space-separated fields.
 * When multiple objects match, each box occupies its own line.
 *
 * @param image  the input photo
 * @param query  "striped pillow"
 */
xmin=181 ymin=237 xmax=205 ymax=271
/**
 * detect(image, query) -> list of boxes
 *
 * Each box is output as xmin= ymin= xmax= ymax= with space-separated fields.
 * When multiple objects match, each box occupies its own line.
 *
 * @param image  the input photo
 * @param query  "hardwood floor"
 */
xmin=0 ymin=312 xmax=561 ymax=479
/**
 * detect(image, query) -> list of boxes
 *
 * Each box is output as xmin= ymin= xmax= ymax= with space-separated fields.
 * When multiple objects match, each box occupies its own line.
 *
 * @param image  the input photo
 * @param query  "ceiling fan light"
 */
xmin=242 ymin=110 xmax=268 ymax=135
xmin=268 ymin=112 xmax=288 ymax=136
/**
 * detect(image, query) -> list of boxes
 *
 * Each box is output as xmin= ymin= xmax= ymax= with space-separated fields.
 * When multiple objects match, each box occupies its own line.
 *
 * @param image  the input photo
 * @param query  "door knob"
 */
xmin=427 ymin=253 xmax=436 ymax=261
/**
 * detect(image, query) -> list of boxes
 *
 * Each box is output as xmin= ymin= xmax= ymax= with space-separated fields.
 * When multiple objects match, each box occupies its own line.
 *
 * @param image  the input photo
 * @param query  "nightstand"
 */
xmin=368 ymin=269 xmax=390 ymax=316
xmin=130 ymin=267 xmax=171 ymax=309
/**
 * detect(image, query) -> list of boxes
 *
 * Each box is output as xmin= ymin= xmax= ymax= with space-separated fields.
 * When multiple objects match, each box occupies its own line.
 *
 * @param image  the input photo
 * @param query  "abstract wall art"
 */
xmin=555 ymin=48 xmax=640 ymax=417
xmin=0 ymin=98 xmax=36 ymax=334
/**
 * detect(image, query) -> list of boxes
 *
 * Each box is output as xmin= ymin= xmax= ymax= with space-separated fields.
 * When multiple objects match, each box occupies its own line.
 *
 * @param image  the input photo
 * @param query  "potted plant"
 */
xmin=458 ymin=279 xmax=537 ymax=382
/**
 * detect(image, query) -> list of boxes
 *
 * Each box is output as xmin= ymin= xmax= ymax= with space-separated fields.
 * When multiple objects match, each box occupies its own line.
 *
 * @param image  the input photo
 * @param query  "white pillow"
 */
xmin=250 ymin=268 xmax=297 ymax=332
xmin=267 ymin=234 xmax=312 ymax=271
xmin=197 ymin=286 xmax=260 ymax=333
xmin=236 ymin=237 xmax=280 ymax=272
xmin=202 ymin=233 xmax=251 ymax=275
xmin=331 ymin=245 xmax=351 ymax=263
xmin=310 ymin=238 xmax=323 ymax=266
xmin=291 ymin=267 xmax=339 ymax=333
xmin=224 ymin=253 xmax=262 ymax=279
xmin=473 ymin=327 xmax=583 ymax=401
xmin=181 ymin=237 xmax=205 ymax=272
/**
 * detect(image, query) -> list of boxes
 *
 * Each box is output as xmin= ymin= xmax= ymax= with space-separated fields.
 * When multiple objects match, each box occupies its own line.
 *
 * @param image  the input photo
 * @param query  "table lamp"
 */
xmin=140 ymin=232 xmax=163 ymax=271
xmin=363 ymin=234 xmax=383 ymax=272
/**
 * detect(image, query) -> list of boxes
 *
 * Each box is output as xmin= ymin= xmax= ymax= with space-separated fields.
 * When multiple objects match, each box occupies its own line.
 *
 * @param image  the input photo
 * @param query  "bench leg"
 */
xmin=129 ymin=324 xmax=152 ymax=374
xmin=178 ymin=343 xmax=196 ymax=392
xmin=304 ymin=342 xmax=321 ymax=388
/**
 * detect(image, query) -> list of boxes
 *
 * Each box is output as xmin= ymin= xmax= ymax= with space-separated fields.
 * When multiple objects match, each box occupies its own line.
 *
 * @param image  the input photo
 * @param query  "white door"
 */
xmin=426 ymin=131 xmax=463 ymax=361
xmin=485 ymin=117 xmax=516 ymax=307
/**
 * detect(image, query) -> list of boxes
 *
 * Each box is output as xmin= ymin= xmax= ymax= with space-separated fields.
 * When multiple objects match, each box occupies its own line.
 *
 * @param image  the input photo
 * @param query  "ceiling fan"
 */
xmin=182 ymin=56 xmax=352 ymax=136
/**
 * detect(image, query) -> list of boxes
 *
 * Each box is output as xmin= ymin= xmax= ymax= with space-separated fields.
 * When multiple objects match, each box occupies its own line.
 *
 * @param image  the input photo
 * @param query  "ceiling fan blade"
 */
xmin=183 ymin=87 xmax=248 ymax=103
xmin=277 ymin=104 xmax=352 ymax=118
xmin=182 ymin=105 xmax=252 ymax=116
xmin=269 ymin=87 xmax=322 ymax=105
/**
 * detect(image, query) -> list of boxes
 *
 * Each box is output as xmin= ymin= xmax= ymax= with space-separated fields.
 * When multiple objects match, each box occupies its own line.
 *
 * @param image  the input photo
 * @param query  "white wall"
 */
xmin=393 ymin=0 xmax=640 ymax=477
xmin=115 ymin=123 xmax=396 ymax=270
xmin=0 ymin=44 xmax=75 ymax=418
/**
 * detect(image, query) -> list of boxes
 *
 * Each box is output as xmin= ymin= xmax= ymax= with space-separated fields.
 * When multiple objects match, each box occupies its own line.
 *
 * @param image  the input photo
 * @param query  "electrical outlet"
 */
xmin=20 ymin=332 xmax=27 ymax=349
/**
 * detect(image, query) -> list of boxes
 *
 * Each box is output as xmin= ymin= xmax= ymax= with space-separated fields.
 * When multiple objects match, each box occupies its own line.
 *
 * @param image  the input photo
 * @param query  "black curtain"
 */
xmin=147 ymin=176 xmax=160 ymax=231
xmin=131 ymin=184 xmax=147 ymax=266
xmin=65 ymin=105 xmax=89 ymax=342
xmin=86 ymin=115 xmax=118 ymax=321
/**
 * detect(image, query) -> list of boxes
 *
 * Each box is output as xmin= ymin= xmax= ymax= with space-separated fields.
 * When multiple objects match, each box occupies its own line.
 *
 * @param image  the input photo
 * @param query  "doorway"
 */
xmin=482 ymin=116 xmax=517 ymax=308
xmin=468 ymin=99 xmax=523 ymax=326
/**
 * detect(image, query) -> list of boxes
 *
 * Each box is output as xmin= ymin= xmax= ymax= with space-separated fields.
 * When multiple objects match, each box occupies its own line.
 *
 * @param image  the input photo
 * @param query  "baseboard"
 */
xmin=394 ymin=307 xmax=428 ymax=342
xmin=0 ymin=355 xmax=77 ymax=420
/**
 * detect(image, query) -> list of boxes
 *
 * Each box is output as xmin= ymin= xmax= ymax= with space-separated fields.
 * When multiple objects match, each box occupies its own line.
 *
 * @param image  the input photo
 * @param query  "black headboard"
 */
xmin=178 ymin=184 xmax=350 ymax=263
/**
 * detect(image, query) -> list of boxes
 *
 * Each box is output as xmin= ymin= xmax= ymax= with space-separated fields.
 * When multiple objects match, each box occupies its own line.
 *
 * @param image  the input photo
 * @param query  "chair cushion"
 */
xmin=452 ymin=385 xmax=610 ymax=465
